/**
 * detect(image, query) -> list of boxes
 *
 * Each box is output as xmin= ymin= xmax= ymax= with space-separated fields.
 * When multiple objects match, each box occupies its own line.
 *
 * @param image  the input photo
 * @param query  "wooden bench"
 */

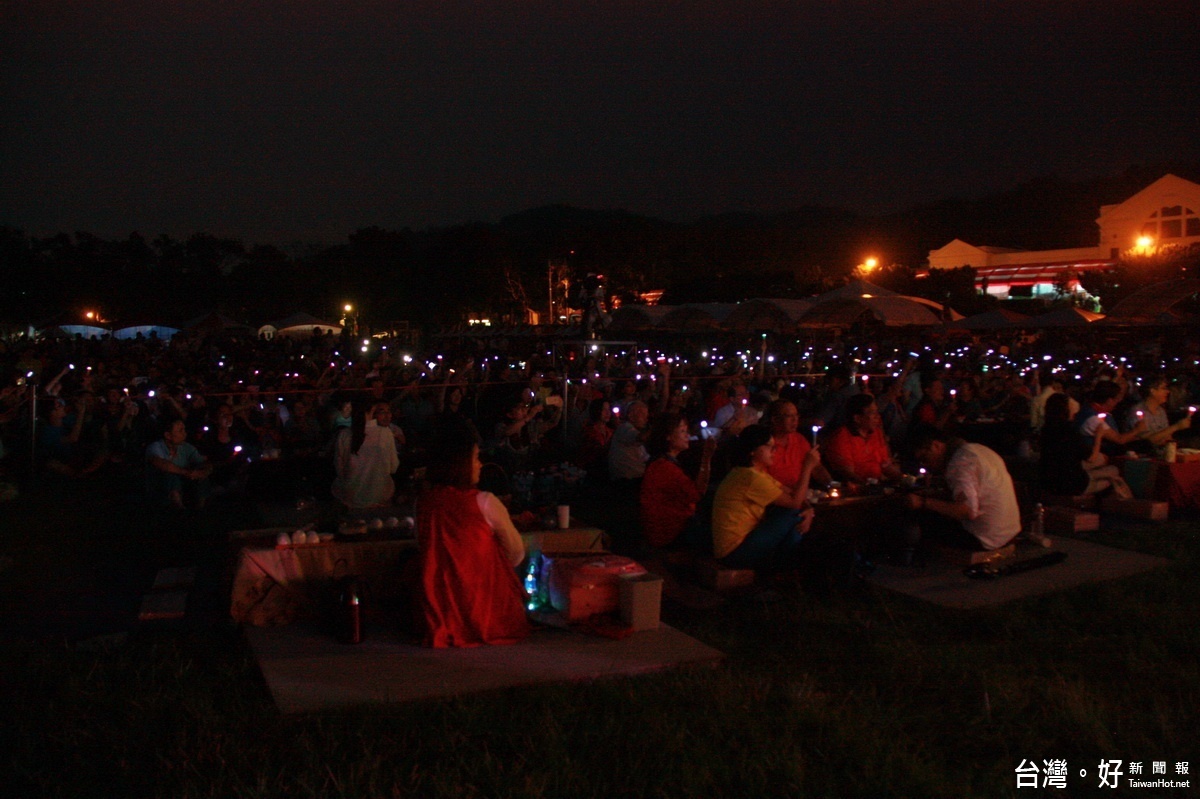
xmin=1100 ymin=498 xmax=1169 ymax=521
xmin=138 ymin=566 xmax=195 ymax=622
xmin=1041 ymin=494 xmax=1099 ymax=510
xmin=1044 ymin=506 xmax=1101 ymax=535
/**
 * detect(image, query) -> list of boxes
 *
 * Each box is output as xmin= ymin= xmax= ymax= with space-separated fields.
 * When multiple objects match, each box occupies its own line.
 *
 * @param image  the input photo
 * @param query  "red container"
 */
xmin=544 ymin=554 xmax=647 ymax=621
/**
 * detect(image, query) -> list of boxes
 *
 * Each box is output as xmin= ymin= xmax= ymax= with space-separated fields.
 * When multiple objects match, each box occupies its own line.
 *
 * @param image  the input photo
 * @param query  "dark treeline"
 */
xmin=2 ymin=164 xmax=1196 ymax=328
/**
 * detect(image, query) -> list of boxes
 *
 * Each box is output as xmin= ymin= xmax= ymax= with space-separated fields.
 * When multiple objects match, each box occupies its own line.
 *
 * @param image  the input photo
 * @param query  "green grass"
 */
xmin=1 ymin=474 xmax=1198 ymax=797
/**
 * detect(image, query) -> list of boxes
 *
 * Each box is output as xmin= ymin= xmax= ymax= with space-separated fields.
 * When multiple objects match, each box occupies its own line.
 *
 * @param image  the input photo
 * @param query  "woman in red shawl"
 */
xmin=417 ymin=421 xmax=530 ymax=647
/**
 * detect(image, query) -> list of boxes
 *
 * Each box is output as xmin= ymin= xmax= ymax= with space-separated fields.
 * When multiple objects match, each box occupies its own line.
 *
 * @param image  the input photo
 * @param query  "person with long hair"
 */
xmin=330 ymin=400 xmax=399 ymax=509
xmin=575 ymin=398 xmax=614 ymax=474
xmin=711 ymin=424 xmax=821 ymax=570
xmin=640 ymin=412 xmax=715 ymax=548
xmin=417 ymin=420 xmax=529 ymax=648
xmin=1040 ymin=393 xmax=1132 ymax=498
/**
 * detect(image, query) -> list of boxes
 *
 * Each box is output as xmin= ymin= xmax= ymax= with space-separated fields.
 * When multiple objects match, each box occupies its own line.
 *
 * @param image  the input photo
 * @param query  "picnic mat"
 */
xmin=246 ymin=621 xmax=724 ymax=714
xmin=865 ymin=537 xmax=1170 ymax=610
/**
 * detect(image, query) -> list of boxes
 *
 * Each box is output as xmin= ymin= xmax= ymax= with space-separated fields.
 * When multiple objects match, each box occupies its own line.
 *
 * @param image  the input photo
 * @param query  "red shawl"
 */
xmin=417 ymin=486 xmax=530 ymax=648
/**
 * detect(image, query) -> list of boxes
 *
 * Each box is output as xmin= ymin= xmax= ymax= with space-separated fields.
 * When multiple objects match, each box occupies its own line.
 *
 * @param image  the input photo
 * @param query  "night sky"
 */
xmin=3 ymin=1 xmax=1198 ymax=243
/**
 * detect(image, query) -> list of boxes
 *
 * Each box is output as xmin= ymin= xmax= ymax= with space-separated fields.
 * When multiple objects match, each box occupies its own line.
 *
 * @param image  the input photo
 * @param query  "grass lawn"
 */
xmin=1 ymin=469 xmax=1197 ymax=798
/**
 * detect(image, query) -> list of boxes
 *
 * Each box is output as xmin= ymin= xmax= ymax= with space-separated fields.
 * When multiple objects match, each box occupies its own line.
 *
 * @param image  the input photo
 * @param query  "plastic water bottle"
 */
xmin=1030 ymin=503 xmax=1051 ymax=548
xmin=524 ymin=555 xmax=540 ymax=610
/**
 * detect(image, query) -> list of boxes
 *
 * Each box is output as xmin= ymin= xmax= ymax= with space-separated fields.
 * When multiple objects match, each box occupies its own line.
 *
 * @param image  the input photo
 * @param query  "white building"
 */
xmin=927 ymin=174 xmax=1200 ymax=300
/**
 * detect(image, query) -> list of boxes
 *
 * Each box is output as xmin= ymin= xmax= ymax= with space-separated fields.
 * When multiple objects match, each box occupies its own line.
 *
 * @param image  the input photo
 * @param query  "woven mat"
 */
xmin=865 ymin=536 xmax=1170 ymax=610
xmin=246 ymin=620 xmax=723 ymax=714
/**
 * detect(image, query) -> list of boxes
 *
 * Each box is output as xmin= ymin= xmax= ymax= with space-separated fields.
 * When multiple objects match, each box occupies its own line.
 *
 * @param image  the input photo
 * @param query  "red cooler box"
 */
xmin=544 ymin=554 xmax=647 ymax=621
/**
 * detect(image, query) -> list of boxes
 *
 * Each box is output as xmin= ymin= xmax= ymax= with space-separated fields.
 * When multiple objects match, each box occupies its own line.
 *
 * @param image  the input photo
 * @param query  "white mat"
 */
xmin=247 ymin=621 xmax=723 ymax=713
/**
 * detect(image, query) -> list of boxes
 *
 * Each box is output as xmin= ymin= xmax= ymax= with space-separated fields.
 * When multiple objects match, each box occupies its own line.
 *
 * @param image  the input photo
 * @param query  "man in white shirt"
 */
xmin=608 ymin=400 xmax=650 ymax=481
xmin=905 ymin=431 xmax=1022 ymax=552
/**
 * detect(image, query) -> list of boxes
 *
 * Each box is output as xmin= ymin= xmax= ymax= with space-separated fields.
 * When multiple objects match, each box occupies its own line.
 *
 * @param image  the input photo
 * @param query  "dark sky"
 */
xmin=3 ymin=0 xmax=1198 ymax=243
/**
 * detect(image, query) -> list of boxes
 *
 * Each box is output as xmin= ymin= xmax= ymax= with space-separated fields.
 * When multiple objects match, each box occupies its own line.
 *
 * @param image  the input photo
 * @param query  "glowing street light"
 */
xmin=863 ymin=257 xmax=878 ymax=271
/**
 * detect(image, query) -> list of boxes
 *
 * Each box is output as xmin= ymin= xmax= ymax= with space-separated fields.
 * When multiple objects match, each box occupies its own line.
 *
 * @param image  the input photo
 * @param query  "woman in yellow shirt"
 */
xmin=711 ymin=424 xmax=821 ymax=570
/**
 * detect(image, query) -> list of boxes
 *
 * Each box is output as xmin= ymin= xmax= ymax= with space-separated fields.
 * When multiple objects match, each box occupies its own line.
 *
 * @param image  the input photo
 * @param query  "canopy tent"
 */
xmin=721 ymin=299 xmax=798 ymax=333
xmin=181 ymin=311 xmax=254 ymax=337
xmin=1102 ymin=278 xmax=1200 ymax=323
xmin=263 ymin=312 xmax=342 ymax=339
xmin=812 ymin=279 xmax=899 ymax=301
xmin=607 ymin=305 xmax=672 ymax=331
xmin=946 ymin=308 xmax=1030 ymax=331
xmin=659 ymin=303 xmax=737 ymax=331
xmin=53 ymin=324 xmax=109 ymax=339
xmin=799 ymin=295 xmax=950 ymax=328
xmin=113 ymin=324 xmax=181 ymax=340
xmin=1023 ymin=306 xmax=1105 ymax=327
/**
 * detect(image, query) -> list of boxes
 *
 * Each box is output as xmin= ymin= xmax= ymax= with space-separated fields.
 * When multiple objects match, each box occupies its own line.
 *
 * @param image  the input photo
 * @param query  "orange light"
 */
xmin=1136 ymin=235 xmax=1154 ymax=249
xmin=864 ymin=257 xmax=878 ymax=270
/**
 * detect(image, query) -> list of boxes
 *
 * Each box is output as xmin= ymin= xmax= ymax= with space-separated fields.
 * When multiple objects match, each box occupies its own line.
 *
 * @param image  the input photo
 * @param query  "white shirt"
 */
xmin=944 ymin=442 xmax=1022 ymax=550
xmin=607 ymin=421 xmax=648 ymax=479
xmin=476 ymin=491 xmax=525 ymax=567
xmin=331 ymin=424 xmax=399 ymax=509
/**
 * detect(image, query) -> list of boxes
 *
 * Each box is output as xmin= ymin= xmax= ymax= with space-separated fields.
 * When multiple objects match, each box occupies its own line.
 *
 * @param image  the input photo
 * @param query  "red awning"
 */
xmin=975 ymin=259 xmax=1114 ymax=285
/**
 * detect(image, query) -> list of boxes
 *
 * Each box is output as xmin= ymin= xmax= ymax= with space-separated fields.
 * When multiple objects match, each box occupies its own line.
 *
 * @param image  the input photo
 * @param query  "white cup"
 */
xmin=556 ymin=504 xmax=570 ymax=529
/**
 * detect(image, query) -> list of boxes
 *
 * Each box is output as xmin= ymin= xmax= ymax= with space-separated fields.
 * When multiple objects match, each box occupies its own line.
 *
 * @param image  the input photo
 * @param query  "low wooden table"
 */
xmin=230 ymin=526 xmax=607 ymax=627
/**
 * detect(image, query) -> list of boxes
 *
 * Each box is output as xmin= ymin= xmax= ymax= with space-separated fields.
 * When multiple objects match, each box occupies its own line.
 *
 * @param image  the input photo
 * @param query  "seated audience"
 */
xmin=1076 ymin=382 xmax=1147 ymax=456
xmin=766 ymin=398 xmax=831 ymax=489
xmin=574 ymin=398 xmax=613 ymax=475
xmin=904 ymin=431 xmax=1021 ymax=556
xmin=1125 ymin=374 xmax=1192 ymax=449
xmin=824 ymin=394 xmax=902 ymax=487
xmin=711 ymin=424 xmax=820 ymax=570
xmin=146 ymin=417 xmax=212 ymax=508
xmin=331 ymin=400 xmax=399 ymax=510
xmin=640 ymin=412 xmax=715 ymax=548
xmin=608 ymin=399 xmax=650 ymax=482
xmin=1039 ymin=393 xmax=1132 ymax=499
xmin=416 ymin=421 xmax=529 ymax=648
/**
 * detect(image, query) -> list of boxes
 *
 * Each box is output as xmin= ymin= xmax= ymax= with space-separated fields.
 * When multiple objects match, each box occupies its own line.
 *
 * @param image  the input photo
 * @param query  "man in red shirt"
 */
xmin=825 ymin=394 xmax=903 ymax=487
xmin=766 ymin=399 xmax=831 ymax=489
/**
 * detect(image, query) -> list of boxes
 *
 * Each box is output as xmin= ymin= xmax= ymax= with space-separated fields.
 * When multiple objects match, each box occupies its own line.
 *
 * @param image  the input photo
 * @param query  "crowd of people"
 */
xmin=2 ymin=323 xmax=1198 ymax=644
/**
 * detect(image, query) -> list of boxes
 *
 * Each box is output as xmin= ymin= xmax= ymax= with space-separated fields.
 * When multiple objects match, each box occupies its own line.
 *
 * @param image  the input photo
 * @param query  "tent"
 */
xmin=799 ymin=295 xmax=950 ymax=328
xmin=1102 ymin=278 xmax=1200 ymax=323
xmin=264 ymin=312 xmax=342 ymax=339
xmin=113 ymin=324 xmax=181 ymax=340
xmin=721 ymin=299 xmax=797 ymax=333
xmin=607 ymin=305 xmax=672 ymax=331
xmin=1024 ymin=307 xmax=1105 ymax=327
xmin=813 ymin=279 xmax=899 ymax=301
xmin=947 ymin=308 xmax=1030 ymax=331
xmin=181 ymin=311 xmax=255 ymax=338
xmin=659 ymin=303 xmax=737 ymax=331
xmin=53 ymin=324 xmax=109 ymax=339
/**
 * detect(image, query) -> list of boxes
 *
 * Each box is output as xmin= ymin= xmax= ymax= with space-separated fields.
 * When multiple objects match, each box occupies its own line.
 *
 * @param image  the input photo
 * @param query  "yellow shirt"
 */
xmin=711 ymin=467 xmax=784 ymax=558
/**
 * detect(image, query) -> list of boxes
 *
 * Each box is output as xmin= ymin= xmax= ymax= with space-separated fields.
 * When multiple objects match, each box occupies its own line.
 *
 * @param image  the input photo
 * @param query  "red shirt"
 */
xmin=640 ymin=456 xmax=701 ymax=547
xmin=768 ymin=432 xmax=812 ymax=489
xmin=417 ymin=486 xmax=530 ymax=648
xmin=825 ymin=425 xmax=892 ymax=483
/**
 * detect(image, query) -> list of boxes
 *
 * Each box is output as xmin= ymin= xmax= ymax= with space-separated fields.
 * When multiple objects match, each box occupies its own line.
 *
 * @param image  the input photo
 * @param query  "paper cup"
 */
xmin=556 ymin=505 xmax=570 ymax=529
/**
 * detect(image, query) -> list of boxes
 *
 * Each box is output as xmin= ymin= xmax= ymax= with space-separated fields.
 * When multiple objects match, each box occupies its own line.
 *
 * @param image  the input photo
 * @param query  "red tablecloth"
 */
xmin=1117 ymin=458 xmax=1200 ymax=509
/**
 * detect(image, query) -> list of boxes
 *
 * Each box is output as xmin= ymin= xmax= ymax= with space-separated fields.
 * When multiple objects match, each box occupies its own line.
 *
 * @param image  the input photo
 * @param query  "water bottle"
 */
xmin=338 ymin=577 xmax=364 ymax=644
xmin=1030 ymin=503 xmax=1051 ymax=548
xmin=524 ymin=554 xmax=540 ymax=611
